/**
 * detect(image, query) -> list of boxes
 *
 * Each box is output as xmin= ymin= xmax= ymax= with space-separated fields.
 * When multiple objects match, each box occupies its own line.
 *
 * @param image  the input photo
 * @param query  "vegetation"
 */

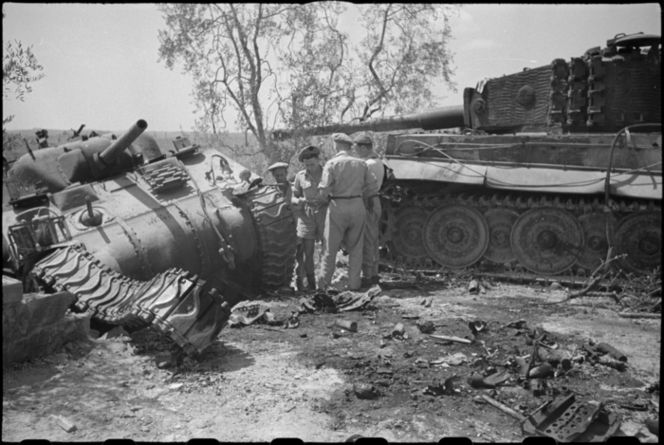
xmin=157 ymin=3 xmax=457 ymax=166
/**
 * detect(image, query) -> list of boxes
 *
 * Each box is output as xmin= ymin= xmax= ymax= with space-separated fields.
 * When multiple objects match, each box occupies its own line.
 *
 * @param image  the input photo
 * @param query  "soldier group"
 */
xmin=267 ymin=132 xmax=384 ymax=292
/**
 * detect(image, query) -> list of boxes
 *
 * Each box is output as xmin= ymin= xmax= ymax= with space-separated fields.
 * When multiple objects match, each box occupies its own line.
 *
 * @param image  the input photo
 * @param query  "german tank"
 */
xmin=274 ymin=32 xmax=661 ymax=278
xmin=2 ymin=119 xmax=296 ymax=355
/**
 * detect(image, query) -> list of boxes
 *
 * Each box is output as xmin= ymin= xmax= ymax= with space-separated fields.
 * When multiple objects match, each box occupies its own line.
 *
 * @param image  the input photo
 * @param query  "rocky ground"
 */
xmin=2 ymin=271 xmax=660 ymax=442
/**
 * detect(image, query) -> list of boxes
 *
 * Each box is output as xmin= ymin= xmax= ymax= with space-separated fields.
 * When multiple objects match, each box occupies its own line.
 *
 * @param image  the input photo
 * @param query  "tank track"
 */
xmin=381 ymin=189 xmax=661 ymax=280
xmin=248 ymin=185 xmax=297 ymax=289
xmin=31 ymin=245 xmax=230 ymax=356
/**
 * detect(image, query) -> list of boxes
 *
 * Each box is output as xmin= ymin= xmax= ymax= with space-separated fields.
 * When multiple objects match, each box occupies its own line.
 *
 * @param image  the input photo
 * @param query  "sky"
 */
xmin=2 ymin=3 xmax=661 ymax=132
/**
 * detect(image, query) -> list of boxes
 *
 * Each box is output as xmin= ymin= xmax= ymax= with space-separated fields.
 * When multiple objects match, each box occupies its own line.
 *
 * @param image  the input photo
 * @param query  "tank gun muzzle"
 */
xmin=98 ymin=119 xmax=148 ymax=165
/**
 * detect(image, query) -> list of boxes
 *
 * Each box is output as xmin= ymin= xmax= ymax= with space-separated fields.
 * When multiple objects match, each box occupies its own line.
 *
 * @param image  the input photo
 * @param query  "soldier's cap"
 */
xmin=267 ymin=161 xmax=289 ymax=171
xmin=331 ymin=133 xmax=353 ymax=145
xmin=354 ymin=133 xmax=373 ymax=146
xmin=298 ymin=145 xmax=320 ymax=162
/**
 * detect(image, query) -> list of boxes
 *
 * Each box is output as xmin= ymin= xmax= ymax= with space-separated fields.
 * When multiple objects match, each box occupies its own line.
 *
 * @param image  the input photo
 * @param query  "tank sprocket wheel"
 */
xmin=511 ymin=207 xmax=584 ymax=275
xmin=390 ymin=206 xmax=430 ymax=266
xmin=484 ymin=208 xmax=519 ymax=264
xmin=576 ymin=213 xmax=616 ymax=272
xmin=423 ymin=205 xmax=489 ymax=268
xmin=614 ymin=212 xmax=661 ymax=274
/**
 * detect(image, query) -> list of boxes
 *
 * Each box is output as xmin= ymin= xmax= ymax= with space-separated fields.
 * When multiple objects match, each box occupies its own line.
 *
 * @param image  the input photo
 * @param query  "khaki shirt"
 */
xmin=365 ymin=155 xmax=385 ymax=195
xmin=319 ymin=150 xmax=378 ymax=199
xmin=292 ymin=167 xmax=324 ymax=204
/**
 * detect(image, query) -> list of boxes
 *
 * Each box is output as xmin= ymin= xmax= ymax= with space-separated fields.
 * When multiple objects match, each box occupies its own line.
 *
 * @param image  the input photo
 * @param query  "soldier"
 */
xmin=318 ymin=133 xmax=378 ymax=291
xmin=354 ymin=133 xmax=385 ymax=288
xmin=267 ymin=161 xmax=292 ymax=203
xmin=291 ymin=145 xmax=327 ymax=290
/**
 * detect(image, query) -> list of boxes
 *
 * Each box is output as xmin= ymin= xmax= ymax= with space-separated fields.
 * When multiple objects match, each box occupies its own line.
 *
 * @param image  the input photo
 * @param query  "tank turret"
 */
xmin=5 ymin=120 xmax=152 ymax=206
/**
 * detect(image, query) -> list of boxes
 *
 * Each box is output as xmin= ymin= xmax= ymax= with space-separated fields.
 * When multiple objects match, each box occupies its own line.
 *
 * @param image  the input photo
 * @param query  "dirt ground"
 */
xmin=2 ymin=273 xmax=660 ymax=442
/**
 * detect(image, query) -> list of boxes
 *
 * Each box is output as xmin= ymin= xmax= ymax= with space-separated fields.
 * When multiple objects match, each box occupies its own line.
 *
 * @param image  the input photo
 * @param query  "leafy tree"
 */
xmin=3 ymin=39 xmax=45 ymax=128
xmin=158 ymin=3 xmax=457 ymax=164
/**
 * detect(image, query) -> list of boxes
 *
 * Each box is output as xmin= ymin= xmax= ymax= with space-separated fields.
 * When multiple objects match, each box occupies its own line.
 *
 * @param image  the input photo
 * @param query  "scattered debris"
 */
xmin=155 ymin=351 xmax=178 ymax=369
xmin=299 ymin=286 xmax=381 ymax=314
xmin=285 ymin=312 xmax=300 ymax=329
xmin=538 ymin=348 xmax=572 ymax=370
xmin=521 ymin=394 xmax=620 ymax=442
xmin=467 ymin=370 xmax=511 ymax=389
xmin=468 ymin=320 xmax=487 ymax=336
xmin=401 ymin=314 xmax=420 ymax=320
xmin=353 ymin=383 xmax=380 ymax=399
xmin=480 ymin=394 xmax=526 ymax=422
xmin=429 ymin=334 xmax=472 ymax=344
xmin=468 ymin=279 xmax=479 ymax=294
xmin=431 ymin=352 xmax=467 ymax=366
xmin=597 ymin=354 xmax=627 ymax=371
xmin=595 ymin=342 xmax=627 ymax=362
xmin=416 ymin=320 xmax=435 ymax=334
xmin=334 ymin=319 xmax=358 ymax=333
xmin=528 ymin=362 xmax=554 ymax=379
xmin=51 ymin=415 xmax=77 ymax=433
xmin=391 ymin=323 xmax=405 ymax=339
xmin=228 ymin=302 xmax=277 ymax=327
xmin=423 ymin=375 xmax=460 ymax=396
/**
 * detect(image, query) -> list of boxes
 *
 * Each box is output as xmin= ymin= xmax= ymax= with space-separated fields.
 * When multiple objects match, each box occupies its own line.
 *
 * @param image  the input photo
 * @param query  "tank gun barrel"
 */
xmin=99 ymin=119 xmax=148 ymax=165
xmin=272 ymin=105 xmax=465 ymax=140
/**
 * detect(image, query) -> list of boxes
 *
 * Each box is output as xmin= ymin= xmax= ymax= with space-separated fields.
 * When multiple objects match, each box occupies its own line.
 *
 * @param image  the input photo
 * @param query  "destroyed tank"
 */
xmin=274 ymin=32 xmax=661 ymax=278
xmin=2 ymin=119 xmax=296 ymax=355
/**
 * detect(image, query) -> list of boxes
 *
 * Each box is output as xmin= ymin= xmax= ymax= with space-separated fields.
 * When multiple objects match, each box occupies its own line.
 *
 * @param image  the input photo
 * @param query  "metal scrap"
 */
xmin=521 ymin=394 xmax=621 ymax=442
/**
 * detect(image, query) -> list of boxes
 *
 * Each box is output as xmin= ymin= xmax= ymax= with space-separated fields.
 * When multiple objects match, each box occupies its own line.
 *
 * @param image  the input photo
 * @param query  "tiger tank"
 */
xmin=2 ymin=119 xmax=296 ymax=355
xmin=274 ymin=32 xmax=661 ymax=278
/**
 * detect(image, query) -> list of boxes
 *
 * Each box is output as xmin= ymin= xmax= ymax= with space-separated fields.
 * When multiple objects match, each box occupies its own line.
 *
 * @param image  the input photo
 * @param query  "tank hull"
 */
xmin=380 ymin=132 xmax=661 ymax=276
xmin=3 ymin=145 xmax=297 ymax=354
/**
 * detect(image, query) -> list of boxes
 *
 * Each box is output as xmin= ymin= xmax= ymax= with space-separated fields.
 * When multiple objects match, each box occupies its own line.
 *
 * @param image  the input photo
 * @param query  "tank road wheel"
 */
xmin=484 ymin=208 xmax=519 ymax=264
xmin=511 ymin=208 xmax=584 ymax=275
xmin=614 ymin=212 xmax=661 ymax=274
xmin=423 ymin=205 xmax=489 ymax=268
xmin=576 ymin=213 xmax=616 ymax=272
xmin=391 ymin=206 xmax=430 ymax=266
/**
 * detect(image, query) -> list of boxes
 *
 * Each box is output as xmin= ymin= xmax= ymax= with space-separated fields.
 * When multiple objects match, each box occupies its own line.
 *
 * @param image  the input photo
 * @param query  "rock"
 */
xmin=353 ymin=383 xmax=380 ymax=399
xmin=51 ymin=415 xmax=77 ymax=433
xmin=468 ymin=280 xmax=479 ymax=294
xmin=416 ymin=320 xmax=435 ymax=334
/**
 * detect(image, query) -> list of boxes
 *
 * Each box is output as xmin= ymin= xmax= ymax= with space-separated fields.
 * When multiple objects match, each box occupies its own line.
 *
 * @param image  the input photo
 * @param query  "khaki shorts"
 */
xmin=296 ymin=206 xmax=327 ymax=241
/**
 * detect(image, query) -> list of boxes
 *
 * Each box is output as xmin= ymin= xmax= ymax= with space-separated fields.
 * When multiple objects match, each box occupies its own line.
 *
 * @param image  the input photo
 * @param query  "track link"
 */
xmin=31 ymin=245 xmax=230 ymax=355
xmin=248 ymin=186 xmax=297 ymax=289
